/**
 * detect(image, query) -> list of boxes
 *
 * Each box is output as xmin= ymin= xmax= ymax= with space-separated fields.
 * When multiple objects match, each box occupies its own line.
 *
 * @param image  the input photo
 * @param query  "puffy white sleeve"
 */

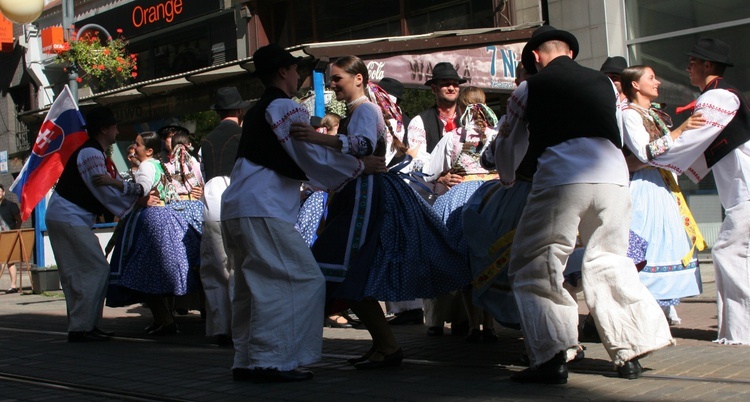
xmin=406 ymin=115 xmax=430 ymax=171
xmin=495 ymin=82 xmax=530 ymax=187
xmin=648 ymin=89 xmax=740 ymax=182
xmin=266 ymin=99 xmax=364 ymax=192
xmin=77 ymin=148 xmax=137 ymax=218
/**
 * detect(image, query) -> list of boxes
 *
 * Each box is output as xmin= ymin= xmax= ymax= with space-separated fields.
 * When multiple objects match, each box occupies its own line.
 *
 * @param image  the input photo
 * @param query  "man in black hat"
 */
xmin=221 ymin=44 xmax=364 ymax=383
xmin=46 ymin=106 xmax=146 ymax=342
xmin=408 ymin=62 xmax=465 ymax=189
xmin=644 ymin=37 xmax=750 ymax=345
xmin=407 ymin=63 xmax=469 ymax=336
xmin=495 ymin=25 xmax=673 ymax=384
xmin=198 ymin=87 xmax=252 ymax=346
xmin=600 ymin=56 xmax=628 ymax=103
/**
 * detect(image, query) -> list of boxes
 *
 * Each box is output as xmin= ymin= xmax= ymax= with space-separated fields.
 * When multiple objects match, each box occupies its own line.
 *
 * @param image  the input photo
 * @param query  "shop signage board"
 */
xmin=76 ymin=0 xmax=222 ymax=39
xmin=41 ymin=26 xmax=64 ymax=54
xmin=0 ymin=11 xmax=13 ymax=53
xmin=363 ymin=42 xmax=525 ymax=91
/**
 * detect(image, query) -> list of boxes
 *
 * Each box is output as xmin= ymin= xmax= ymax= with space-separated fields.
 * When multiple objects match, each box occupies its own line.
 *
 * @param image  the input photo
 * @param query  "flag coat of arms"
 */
xmin=10 ymin=85 xmax=88 ymax=222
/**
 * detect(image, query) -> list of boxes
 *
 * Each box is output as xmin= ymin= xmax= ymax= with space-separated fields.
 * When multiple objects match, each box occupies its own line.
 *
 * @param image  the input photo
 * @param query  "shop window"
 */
xmin=314 ymin=0 xmax=400 ymax=41
xmin=625 ymin=0 xmax=750 ymax=39
xmin=406 ymin=0 xmax=493 ymax=34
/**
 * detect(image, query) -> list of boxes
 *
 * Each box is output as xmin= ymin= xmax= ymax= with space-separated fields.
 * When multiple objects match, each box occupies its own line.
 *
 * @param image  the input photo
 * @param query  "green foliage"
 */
xmin=56 ymin=29 xmax=137 ymax=90
xmin=401 ymin=88 xmax=436 ymax=118
xmin=182 ymin=111 xmax=220 ymax=146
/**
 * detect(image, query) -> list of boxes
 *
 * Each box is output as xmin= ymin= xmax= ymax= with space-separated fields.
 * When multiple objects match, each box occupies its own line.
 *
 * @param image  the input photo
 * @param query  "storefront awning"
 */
xmin=18 ymin=22 xmax=539 ymax=124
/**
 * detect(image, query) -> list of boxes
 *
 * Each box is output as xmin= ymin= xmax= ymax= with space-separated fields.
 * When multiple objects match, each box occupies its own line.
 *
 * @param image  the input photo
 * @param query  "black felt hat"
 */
xmin=425 ymin=62 xmax=467 ymax=86
xmin=211 ymin=87 xmax=252 ymax=110
xmin=686 ymin=37 xmax=733 ymax=67
xmin=84 ymin=106 xmax=118 ymax=133
xmin=521 ymin=25 xmax=579 ymax=74
xmin=251 ymin=43 xmax=303 ymax=77
xmin=157 ymin=119 xmax=190 ymax=139
xmin=378 ymin=77 xmax=405 ymax=100
xmin=600 ymin=56 xmax=628 ymax=75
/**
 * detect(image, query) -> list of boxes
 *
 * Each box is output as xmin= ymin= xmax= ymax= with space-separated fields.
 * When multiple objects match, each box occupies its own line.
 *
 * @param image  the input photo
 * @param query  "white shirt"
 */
xmin=221 ymin=98 xmax=364 ymax=224
xmin=47 ymin=147 xmax=137 ymax=227
xmin=495 ymin=80 xmax=629 ymax=191
xmin=646 ymin=88 xmax=748 ymax=209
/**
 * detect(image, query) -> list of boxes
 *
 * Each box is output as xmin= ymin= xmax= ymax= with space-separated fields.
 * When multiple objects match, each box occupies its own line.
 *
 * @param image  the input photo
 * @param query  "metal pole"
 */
xmin=62 ymin=0 xmax=78 ymax=104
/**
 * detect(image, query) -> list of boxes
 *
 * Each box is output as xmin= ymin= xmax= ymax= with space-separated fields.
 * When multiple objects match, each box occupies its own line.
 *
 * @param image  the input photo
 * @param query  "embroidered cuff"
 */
xmin=337 ymin=134 xmax=350 ymax=154
xmin=646 ymin=135 xmax=673 ymax=160
xmin=122 ymin=180 xmax=144 ymax=197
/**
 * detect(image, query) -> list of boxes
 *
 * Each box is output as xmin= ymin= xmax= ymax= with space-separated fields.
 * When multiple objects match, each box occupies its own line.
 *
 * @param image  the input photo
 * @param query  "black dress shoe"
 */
xmin=481 ymin=328 xmax=499 ymax=343
xmin=510 ymin=351 xmax=568 ymax=384
xmin=354 ymin=349 xmax=403 ymax=370
xmin=148 ymin=322 xmax=178 ymax=336
xmin=68 ymin=331 xmax=111 ymax=343
xmin=388 ymin=309 xmax=424 ymax=325
xmin=92 ymin=327 xmax=114 ymax=337
xmin=426 ymin=326 xmax=444 ymax=336
xmin=232 ymin=368 xmax=256 ymax=382
xmin=451 ymin=320 xmax=470 ymax=336
xmin=347 ymin=348 xmax=375 ymax=365
xmin=465 ymin=328 xmax=482 ymax=343
xmin=4 ymin=287 xmax=19 ymax=294
xmin=252 ymin=368 xmax=314 ymax=383
xmin=617 ymin=359 xmax=642 ymax=380
xmin=215 ymin=334 xmax=233 ymax=346
xmin=325 ymin=316 xmax=353 ymax=328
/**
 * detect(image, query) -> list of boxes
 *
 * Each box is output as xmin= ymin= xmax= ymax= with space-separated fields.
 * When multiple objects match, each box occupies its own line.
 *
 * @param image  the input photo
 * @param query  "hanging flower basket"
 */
xmin=56 ymin=28 xmax=137 ymax=92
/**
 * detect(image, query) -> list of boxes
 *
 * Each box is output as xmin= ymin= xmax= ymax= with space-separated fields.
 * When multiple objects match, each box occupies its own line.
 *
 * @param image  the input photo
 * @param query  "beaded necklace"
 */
xmin=629 ymin=102 xmax=672 ymax=142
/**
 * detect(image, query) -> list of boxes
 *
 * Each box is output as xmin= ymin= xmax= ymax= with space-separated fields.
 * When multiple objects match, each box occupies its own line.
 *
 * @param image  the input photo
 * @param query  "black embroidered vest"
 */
xmin=702 ymin=77 xmax=750 ymax=167
xmin=524 ymin=56 xmax=622 ymax=167
xmin=236 ymin=87 xmax=307 ymax=180
xmin=56 ymin=138 xmax=110 ymax=216
xmin=417 ymin=107 xmax=462 ymax=153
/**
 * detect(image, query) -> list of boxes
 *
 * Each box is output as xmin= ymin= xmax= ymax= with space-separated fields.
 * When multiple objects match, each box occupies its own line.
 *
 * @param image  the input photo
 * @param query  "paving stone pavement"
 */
xmin=1 ymin=261 xmax=750 ymax=401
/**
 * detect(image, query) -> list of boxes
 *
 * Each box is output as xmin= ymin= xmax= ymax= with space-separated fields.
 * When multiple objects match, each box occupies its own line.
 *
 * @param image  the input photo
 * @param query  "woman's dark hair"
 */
xmin=333 ymin=55 xmax=369 ymax=83
xmin=139 ymin=131 xmax=162 ymax=155
xmin=621 ymin=65 xmax=651 ymax=102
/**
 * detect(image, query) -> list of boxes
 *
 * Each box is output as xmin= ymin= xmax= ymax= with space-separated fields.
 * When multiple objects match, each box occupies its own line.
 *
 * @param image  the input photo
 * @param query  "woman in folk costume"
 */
xmin=95 ymin=131 xmax=201 ymax=335
xmin=289 ymin=55 xmax=469 ymax=369
xmin=621 ymin=65 xmax=707 ymax=325
xmin=422 ymin=86 xmax=501 ymax=342
xmin=165 ymin=131 xmax=205 ymax=315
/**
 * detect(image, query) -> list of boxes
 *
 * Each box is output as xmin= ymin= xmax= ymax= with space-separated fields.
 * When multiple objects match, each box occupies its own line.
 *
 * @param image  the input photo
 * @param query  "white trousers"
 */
xmin=200 ymin=220 xmax=233 ymax=337
xmin=222 ymin=217 xmax=325 ymax=371
xmin=46 ymin=220 xmax=109 ymax=333
xmin=509 ymin=183 xmax=674 ymax=367
xmin=713 ymin=199 xmax=750 ymax=344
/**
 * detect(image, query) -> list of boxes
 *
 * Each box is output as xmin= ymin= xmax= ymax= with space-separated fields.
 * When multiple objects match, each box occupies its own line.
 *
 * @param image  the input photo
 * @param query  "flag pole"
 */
xmin=63 ymin=0 xmax=77 ymax=104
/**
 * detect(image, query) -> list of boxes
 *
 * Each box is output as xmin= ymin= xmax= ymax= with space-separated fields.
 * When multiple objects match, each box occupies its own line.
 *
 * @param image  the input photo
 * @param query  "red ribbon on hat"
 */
xmin=675 ymin=100 xmax=697 ymax=115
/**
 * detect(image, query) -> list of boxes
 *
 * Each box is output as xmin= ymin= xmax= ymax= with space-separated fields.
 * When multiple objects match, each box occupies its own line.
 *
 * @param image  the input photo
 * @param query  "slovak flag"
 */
xmin=10 ymin=85 xmax=88 ymax=222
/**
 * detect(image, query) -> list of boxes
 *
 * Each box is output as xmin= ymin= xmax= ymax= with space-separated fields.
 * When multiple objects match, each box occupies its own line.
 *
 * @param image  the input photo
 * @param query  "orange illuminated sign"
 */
xmin=0 ymin=12 xmax=14 ymax=53
xmin=41 ymin=26 xmax=66 ymax=54
xmin=132 ymin=0 xmax=183 ymax=28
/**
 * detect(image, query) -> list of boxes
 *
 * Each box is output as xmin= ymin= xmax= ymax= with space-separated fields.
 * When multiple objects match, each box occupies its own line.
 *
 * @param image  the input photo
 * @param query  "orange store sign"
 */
xmin=132 ymin=0 xmax=183 ymax=28
xmin=41 ymin=26 xmax=65 ymax=54
xmin=0 ymin=11 xmax=14 ymax=53
xmin=76 ymin=0 xmax=220 ymax=39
